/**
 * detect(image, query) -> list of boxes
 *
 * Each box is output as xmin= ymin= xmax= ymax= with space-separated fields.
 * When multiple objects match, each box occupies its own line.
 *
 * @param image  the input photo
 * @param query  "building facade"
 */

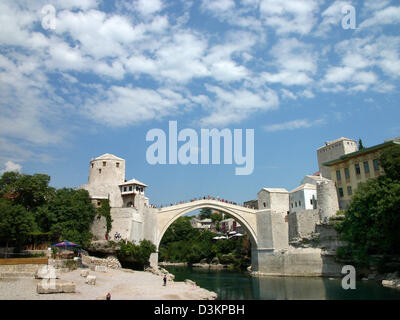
xmin=317 ymin=137 xmax=358 ymax=179
xmin=323 ymin=139 xmax=400 ymax=209
xmin=289 ymin=183 xmax=317 ymax=213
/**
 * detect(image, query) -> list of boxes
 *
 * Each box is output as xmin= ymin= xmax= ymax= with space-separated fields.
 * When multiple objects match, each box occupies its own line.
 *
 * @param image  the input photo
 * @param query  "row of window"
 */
xmin=336 ymin=159 xmax=379 ymax=181
xmin=91 ymin=161 xmax=120 ymax=168
xmin=290 ymin=199 xmax=314 ymax=209
xmin=338 ymin=186 xmax=352 ymax=198
xmin=122 ymin=185 xmax=144 ymax=193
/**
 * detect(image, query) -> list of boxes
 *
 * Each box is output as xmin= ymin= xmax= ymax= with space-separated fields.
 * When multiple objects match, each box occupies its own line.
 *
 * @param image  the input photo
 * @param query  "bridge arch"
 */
xmin=155 ymin=200 xmax=258 ymax=251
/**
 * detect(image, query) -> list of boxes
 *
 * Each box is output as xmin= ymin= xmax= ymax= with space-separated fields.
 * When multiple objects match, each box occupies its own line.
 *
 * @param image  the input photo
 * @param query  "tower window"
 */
xmin=263 ymin=202 xmax=266 ymax=208
xmin=116 ymin=162 xmax=120 ymax=168
xmin=103 ymin=161 xmax=106 ymax=167
xmin=91 ymin=163 xmax=94 ymax=168
xmin=98 ymin=169 xmax=101 ymax=174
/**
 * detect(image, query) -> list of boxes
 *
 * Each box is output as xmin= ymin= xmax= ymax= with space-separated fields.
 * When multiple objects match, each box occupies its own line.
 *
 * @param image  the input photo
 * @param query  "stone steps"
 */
xmin=0 ymin=272 xmax=34 ymax=279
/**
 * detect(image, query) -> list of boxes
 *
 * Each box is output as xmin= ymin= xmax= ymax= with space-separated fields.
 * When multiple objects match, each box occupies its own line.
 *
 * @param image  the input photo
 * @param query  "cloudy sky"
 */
xmin=0 ymin=0 xmax=399 ymax=205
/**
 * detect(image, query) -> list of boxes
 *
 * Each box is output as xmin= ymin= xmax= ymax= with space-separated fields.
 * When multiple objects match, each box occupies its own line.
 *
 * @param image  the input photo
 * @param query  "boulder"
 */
xmin=80 ymin=269 xmax=89 ymax=277
xmin=35 ymin=266 xmax=59 ymax=279
xmin=37 ymin=280 xmax=75 ymax=294
xmin=85 ymin=275 xmax=96 ymax=285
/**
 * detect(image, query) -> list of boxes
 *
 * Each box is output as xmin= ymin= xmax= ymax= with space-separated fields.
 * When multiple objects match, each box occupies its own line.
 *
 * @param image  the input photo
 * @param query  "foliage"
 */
xmin=159 ymin=216 xmax=251 ymax=269
xmin=43 ymin=188 xmax=96 ymax=247
xmin=0 ymin=198 xmax=37 ymax=252
xmin=199 ymin=208 xmax=212 ymax=220
xmin=335 ymin=145 xmax=400 ymax=266
xmin=358 ymin=138 xmax=365 ymax=150
xmin=379 ymin=144 xmax=400 ymax=181
xmin=118 ymin=240 xmax=156 ymax=270
xmin=96 ymin=199 xmax=112 ymax=234
xmin=336 ymin=177 xmax=400 ymax=266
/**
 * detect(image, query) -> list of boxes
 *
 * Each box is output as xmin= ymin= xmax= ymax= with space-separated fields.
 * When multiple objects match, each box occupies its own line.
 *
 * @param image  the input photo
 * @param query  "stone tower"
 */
xmin=317 ymin=137 xmax=357 ymax=179
xmin=317 ymin=180 xmax=339 ymax=223
xmin=88 ymin=153 xmax=125 ymax=185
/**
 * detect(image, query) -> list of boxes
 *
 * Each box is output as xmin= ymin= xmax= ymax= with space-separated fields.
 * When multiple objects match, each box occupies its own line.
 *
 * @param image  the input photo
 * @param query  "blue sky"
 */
xmin=0 ymin=0 xmax=399 ymax=206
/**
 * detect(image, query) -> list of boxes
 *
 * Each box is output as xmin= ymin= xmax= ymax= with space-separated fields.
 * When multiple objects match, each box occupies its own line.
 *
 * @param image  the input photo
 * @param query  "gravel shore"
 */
xmin=0 ymin=268 xmax=217 ymax=300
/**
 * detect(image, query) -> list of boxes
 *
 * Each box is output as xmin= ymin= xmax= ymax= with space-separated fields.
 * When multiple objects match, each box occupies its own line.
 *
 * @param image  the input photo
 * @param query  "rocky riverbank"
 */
xmin=0 ymin=267 xmax=217 ymax=300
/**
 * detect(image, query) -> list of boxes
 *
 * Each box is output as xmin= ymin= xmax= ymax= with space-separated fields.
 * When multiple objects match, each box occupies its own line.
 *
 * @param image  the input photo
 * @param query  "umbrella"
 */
xmin=52 ymin=241 xmax=79 ymax=247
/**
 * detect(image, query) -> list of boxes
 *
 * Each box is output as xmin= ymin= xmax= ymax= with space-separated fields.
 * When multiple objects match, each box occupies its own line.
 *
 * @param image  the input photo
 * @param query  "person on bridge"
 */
xmin=163 ymin=275 xmax=167 ymax=286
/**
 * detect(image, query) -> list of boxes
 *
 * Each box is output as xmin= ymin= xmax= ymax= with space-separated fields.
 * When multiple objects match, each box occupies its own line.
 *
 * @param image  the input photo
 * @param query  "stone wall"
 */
xmin=288 ymin=209 xmax=320 ymax=242
xmin=81 ymin=255 xmax=121 ymax=270
xmin=91 ymin=215 xmax=107 ymax=240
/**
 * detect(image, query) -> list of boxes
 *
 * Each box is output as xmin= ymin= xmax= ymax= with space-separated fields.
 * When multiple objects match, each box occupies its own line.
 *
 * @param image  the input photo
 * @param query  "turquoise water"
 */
xmin=164 ymin=266 xmax=400 ymax=300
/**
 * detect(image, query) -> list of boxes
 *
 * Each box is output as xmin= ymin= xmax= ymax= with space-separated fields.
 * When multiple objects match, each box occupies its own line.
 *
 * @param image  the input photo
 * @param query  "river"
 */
xmin=164 ymin=266 xmax=400 ymax=300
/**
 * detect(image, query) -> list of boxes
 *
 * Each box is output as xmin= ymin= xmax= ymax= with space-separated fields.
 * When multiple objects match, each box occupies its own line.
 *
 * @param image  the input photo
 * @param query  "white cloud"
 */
xmin=264 ymin=118 xmax=325 ymax=132
xmin=199 ymin=85 xmax=279 ymax=126
xmin=259 ymin=0 xmax=321 ymax=35
xmin=316 ymin=1 xmax=354 ymax=37
xmin=0 ymin=161 xmax=22 ymax=174
xmin=83 ymin=86 xmax=189 ymax=127
xmin=134 ymin=0 xmax=164 ymax=16
xmin=202 ymin=0 xmax=235 ymax=13
xmin=260 ymin=38 xmax=317 ymax=86
xmin=359 ymin=6 xmax=400 ymax=28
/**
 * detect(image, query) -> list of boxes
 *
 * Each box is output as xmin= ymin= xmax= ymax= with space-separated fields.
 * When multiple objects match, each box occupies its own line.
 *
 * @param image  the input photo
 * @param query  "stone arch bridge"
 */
xmin=143 ymin=199 xmax=291 ymax=274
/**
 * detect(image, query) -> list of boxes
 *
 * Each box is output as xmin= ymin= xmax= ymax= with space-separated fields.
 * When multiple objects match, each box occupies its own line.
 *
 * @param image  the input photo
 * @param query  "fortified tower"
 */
xmin=317 ymin=137 xmax=357 ymax=179
xmin=88 ymin=153 xmax=125 ymax=185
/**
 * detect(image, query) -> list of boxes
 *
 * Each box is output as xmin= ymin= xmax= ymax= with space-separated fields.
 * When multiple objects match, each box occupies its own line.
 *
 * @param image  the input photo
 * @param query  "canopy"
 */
xmin=52 ymin=241 xmax=79 ymax=247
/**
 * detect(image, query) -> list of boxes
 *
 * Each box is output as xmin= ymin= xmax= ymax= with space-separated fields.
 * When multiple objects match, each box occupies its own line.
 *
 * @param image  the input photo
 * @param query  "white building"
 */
xmin=190 ymin=217 xmax=213 ymax=230
xmin=289 ymin=183 xmax=317 ymax=213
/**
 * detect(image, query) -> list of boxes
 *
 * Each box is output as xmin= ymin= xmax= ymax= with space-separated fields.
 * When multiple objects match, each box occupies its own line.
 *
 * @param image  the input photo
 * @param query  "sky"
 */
xmin=0 ymin=0 xmax=399 ymax=206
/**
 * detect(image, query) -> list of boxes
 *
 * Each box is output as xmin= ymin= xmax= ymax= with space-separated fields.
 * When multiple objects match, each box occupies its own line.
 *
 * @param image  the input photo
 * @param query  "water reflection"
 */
xmin=165 ymin=266 xmax=400 ymax=300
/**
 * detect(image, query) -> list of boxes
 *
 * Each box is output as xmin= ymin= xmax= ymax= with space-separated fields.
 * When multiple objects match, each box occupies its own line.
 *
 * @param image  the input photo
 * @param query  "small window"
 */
xmin=263 ymin=202 xmax=266 ymax=208
xmin=124 ymin=186 xmax=127 ymax=192
xmin=344 ymin=168 xmax=350 ymax=179
xmin=364 ymin=161 xmax=370 ymax=174
xmin=310 ymin=199 xmax=313 ymax=205
xmin=336 ymin=170 xmax=342 ymax=181
xmin=97 ymin=201 xmax=101 ymax=206
xmin=355 ymin=163 xmax=361 ymax=175
xmin=295 ymin=202 xmax=297 ymax=207
xmin=129 ymin=186 xmax=133 ymax=191
xmin=91 ymin=163 xmax=94 ymax=168
xmin=373 ymin=159 xmax=379 ymax=171
xmin=116 ymin=162 xmax=120 ymax=168
xmin=347 ymin=186 xmax=352 ymax=196
xmin=338 ymin=188 xmax=344 ymax=198
xmin=103 ymin=161 xmax=106 ymax=167
xmin=299 ymin=200 xmax=301 ymax=206
xmin=98 ymin=169 xmax=101 ymax=174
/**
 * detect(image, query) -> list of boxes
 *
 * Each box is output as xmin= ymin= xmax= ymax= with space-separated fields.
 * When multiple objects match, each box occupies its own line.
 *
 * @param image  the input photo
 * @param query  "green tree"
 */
xmin=358 ymin=138 xmax=365 ymax=150
xmin=43 ymin=188 xmax=96 ymax=247
xmin=379 ymin=144 xmax=400 ymax=181
xmin=118 ymin=240 xmax=156 ymax=269
xmin=0 ymin=198 xmax=36 ymax=254
xmin=199 ymin=208 xmax=212 ymax=219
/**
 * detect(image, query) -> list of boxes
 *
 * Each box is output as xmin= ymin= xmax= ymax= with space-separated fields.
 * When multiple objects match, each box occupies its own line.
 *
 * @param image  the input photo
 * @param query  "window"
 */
xmin=98 ymin=169 xmax=101 ymax=174
xmin=338 ymin=188 xmax=344 ymax=198
xmin=299 ymin=200 xmax=301 ymax=206
xmin=124 ymin=186 xmax=127 ymax=192
xmin=373 ymin=159 xmax=379 ymax=171
xmin=103 ymin=161 xmax=106 ymax=167
xmin=364 ymin=161 xmax=370 ymax=174
xmin=129 ymin=186 xmax=133 ymax=191
xmin=310 ymin=199 xmax=313 ymax=205
xmin=263 ymin=202 xmax=266 ymax=208
xmin=347 ymin=186 xmax=352 ymax=196
xmin=336 ymin=170 xmax=342 ymax=181
xmin=91 ymin=163 xmax=94 ymax=168
xmin=97 ymin=201 xmax=101 ymax=206
xmin=116 ymin=162 xmax=120 ymax=168
xmin=295 ymin=202 xmax=297 ymax=207
xmin=344 ymin=168 xmax=350 ymax=179
xmin=291 ymin=203 xmax=293 ymax=208
xmin=355 ymin=163 xmax=361 ymax=175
